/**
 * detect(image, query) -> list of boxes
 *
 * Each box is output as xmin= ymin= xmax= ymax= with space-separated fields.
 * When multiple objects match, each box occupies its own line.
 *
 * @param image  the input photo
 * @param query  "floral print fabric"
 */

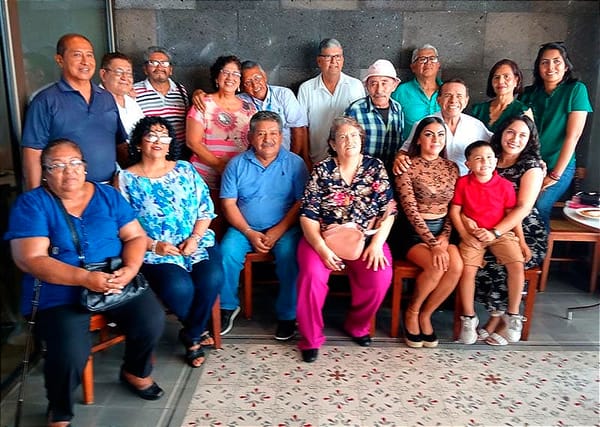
xmin=300 ymin=155 xmax=396 ymax=231
xmin=118 ymin=160 xmax=216 ymax=271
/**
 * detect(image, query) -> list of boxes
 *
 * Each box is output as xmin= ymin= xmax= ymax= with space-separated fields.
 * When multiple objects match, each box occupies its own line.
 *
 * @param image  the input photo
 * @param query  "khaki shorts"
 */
xmin=459 ymin=231 xmax=525 ymax=267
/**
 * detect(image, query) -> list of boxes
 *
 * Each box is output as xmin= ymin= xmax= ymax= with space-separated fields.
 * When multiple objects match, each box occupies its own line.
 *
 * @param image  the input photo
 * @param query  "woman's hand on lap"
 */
xmin=430 ymin=245 xmax=449 ymax=271
xmin=362 ymin=244 xmax=389 ymax=271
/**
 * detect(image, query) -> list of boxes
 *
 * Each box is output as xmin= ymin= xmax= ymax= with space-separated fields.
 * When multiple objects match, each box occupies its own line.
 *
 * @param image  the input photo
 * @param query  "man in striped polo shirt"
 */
xmin=133 ymin=46 xmax=189 ymax=145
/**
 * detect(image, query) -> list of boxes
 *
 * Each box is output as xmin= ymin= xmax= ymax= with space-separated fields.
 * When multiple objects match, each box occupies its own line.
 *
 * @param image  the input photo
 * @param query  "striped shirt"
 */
xmin=345 ymin=96 xmax=404 ymax=171
xmin=133 ymin=78 xmax=188 ymax=143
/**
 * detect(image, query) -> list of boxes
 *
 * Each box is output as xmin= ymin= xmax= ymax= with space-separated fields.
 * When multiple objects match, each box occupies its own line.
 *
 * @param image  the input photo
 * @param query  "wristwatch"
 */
xmin=190 ymin=233 xmax=202 ymax=243
xmin=491 ymin=228 xmax=502 ymax=239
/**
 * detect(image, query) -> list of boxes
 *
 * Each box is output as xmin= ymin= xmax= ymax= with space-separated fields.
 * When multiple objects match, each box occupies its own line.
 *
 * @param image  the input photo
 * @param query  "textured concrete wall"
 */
xmin=114 ymin=0 xmax=599 ymax=188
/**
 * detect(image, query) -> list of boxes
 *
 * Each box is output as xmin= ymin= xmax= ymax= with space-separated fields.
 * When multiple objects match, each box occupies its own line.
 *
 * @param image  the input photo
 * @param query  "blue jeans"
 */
xmin=220 ymin=225 xmax=301 ymax=320
xmin=535 ymin=161 xmax=576 ymax=230
xmin=141 ymin=244 xmax=223 ymax=340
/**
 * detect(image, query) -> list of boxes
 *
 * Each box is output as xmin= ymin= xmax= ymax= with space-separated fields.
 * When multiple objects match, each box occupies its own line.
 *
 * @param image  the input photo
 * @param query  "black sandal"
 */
xmin=199 ymin=330 xmax=215 ymax=347
xmin=178 ymin=329 xmax=205 ymax=368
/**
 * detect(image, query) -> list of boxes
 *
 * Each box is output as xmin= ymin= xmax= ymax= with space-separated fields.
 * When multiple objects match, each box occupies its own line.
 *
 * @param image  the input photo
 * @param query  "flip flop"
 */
xmin=477 ymin=328 xmax=490 ymax=341
xmin=486 ymin=332 xmax=508 ymax=346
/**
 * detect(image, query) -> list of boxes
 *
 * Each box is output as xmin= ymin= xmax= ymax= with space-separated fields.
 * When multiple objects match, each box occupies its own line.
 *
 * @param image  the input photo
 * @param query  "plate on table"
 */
xmin=575 ymin=207 xmax=600 ymax=219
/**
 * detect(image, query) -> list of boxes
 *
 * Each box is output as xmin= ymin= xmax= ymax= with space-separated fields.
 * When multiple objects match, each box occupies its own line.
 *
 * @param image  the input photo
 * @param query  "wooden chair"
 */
xmin=452 ymin=267 xmax=541 ymax=341
xmin=242 ymin=251 xmax=376 ymax=335
xmin=389 ymin=260 xmax=419 ymax=338
xmin=539 ymin=219 xmax=599 ymax=293
xmin=82 ymin=297 xmax=222 ymax=405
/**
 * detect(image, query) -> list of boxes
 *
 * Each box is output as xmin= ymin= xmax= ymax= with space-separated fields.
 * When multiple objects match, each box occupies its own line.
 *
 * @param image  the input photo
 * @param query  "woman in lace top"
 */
xmin=394 ymin=116 xmax=463 ymax=348
xmin=118 ymin=117 xmax=223 ymax=368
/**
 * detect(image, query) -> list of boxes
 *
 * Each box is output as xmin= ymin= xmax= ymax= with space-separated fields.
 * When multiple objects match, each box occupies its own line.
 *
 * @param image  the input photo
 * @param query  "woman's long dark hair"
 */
xmin=128 ymin=116 xmax=180 ymax=164
xmin=406 ymin=116 xmax=447 ymax=159
xmin=490 ymin=114 xmax=541 ymax=165
xmin=532 ymin=42 xmax=578 ymax=88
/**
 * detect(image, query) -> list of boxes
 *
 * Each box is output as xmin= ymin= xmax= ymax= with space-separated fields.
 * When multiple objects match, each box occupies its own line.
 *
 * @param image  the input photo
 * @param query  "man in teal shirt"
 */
xmin=391 ymin=44 xmax=443 ymax=141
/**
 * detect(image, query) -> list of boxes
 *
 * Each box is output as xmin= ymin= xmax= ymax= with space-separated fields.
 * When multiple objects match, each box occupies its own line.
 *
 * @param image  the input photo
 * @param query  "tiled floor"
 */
xmin=0 ymin=267 xmax=598 ymax=427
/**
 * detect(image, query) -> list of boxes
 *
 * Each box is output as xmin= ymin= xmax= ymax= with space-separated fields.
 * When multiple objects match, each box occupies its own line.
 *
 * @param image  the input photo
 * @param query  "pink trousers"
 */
xmin=296 ymin=237 xmax=393 ymax=350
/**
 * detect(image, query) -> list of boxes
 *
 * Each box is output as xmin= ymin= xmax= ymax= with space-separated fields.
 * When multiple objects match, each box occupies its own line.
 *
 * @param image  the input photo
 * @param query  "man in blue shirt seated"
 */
xmin=21 ymin=33 xmax=127 ymax=189
xmin=219 ymin=111 xmax=309 ymax=339
xmin=391 ymin=44 xmax=443 ymax=142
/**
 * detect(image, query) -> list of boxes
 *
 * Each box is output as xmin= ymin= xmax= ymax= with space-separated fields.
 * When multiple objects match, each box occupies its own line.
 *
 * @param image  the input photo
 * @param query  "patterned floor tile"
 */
xmin=185 ymin=344 xmax=600 ymax=426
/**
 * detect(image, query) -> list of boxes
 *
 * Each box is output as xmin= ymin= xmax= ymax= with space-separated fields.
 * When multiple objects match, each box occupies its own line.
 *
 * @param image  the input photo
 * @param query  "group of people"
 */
xmin=4 ymin=32 xmax=593 ymax=427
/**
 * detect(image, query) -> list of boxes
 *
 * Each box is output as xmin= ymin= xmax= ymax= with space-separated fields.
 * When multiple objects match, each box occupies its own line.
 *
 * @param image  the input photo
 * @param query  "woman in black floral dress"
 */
xmin=475 ymin=114 xmax=547 ymax=344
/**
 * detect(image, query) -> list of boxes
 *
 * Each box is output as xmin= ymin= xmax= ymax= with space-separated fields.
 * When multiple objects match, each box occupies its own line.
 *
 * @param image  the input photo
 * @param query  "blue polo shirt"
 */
xmin=391 ymin=78 xmax=442 ymax=141
xmin=22 ymin=78 xmax=127 ymax=182
xmin=4 ymin=184 xmax=136 ymax=314
xmin=220 ymin=148 xmax=308 ymax=230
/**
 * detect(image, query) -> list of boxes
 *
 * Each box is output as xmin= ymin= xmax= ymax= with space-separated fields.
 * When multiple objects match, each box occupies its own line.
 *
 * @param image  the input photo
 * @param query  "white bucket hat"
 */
xmin=362 ymin=59 xmax=400 ymax=84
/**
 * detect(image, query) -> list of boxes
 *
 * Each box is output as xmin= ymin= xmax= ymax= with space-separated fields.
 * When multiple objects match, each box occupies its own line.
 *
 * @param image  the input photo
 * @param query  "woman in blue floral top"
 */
xmin=296 ymin=117 xmax=396 ymax=363
xmin=118 ymin=117 xmax=223 ymax=368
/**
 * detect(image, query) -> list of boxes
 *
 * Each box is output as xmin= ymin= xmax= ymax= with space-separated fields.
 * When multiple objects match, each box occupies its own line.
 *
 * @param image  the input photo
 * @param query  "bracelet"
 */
xmin=548 ymin=170 xmax=561 ymax=181
xmin=244 ymin=227 xmax=253 ymax=235
xmin=190 ymin=233 xmax=201 ymax=243
xmin=150 ymin=239 xmax=158 ymax=253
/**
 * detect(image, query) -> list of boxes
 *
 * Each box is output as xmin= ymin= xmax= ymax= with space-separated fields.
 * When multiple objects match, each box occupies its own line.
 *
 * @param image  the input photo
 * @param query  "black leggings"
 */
xmin=35 ymin=290 xmax=165 ymax=422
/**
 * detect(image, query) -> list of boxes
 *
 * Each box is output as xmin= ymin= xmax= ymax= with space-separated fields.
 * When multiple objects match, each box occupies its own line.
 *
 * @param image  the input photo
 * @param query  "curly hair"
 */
xmin=209 ymin=55 xmax=242 ymax=91
xmin=490 ymin=114 xmax=541 ymax=165
xmin=128 ymin=116 xmax=180 ymax=164
xmin=406 ymin=116 xmax=447 ymax=159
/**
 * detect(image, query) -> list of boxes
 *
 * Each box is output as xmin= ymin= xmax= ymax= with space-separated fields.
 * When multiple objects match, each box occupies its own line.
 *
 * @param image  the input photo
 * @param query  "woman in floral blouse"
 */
xmin=296 ymin=117 xmax=396 ymax=363
xmin=118 ymin=116 xmax=223 ymax=368
xmin=395 ymin=116 xmax=462 ymax=348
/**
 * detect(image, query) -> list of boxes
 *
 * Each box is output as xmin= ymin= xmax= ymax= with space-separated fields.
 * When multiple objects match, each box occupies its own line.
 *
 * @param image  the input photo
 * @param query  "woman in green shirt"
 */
xmin=471 ymin=59 xmax=532 ymax=134
xmin=520 ymin=42 xmax=593 ymax=228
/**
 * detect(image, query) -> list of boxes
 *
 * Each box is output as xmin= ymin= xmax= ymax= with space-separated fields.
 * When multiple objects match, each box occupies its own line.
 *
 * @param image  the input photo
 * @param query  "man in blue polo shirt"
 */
xmin=219 ymin=111 xmax=309 ymax=339
xmin=21 ymin=33 xmax=127 ymax=189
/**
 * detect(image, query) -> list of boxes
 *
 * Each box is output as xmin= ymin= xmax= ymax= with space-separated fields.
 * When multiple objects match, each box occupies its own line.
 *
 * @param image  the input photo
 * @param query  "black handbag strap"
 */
xmin=47 ymin=190 xmax=87 ymax=266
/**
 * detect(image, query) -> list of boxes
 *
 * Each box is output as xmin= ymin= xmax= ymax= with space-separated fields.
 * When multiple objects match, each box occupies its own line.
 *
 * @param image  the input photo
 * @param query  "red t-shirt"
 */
xmin=451 ymin=171 xmax=516 ymax=229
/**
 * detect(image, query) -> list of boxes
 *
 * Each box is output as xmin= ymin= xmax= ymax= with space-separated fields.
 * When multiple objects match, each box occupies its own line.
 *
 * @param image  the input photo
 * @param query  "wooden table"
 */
xmin=562 ymin=206 xmax=600 ymax=318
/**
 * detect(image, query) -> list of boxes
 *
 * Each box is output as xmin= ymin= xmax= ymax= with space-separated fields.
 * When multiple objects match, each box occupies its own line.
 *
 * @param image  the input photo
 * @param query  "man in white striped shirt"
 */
xmin=133 ymin=46 xmax=189 ymax=144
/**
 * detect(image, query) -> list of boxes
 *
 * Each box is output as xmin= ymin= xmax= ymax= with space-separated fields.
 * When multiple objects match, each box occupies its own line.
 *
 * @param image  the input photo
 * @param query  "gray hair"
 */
xmin=249 ymin=111 xmax=283 ymax=133
xmin=319 ymin=38 xmax=343 ymax=54
xmin=241 ymin=60 xmax=264 ymax=72
xmin=143 ymin=46 xmax=172 ymax=62
xmin=411 ymin=43 xmax=439 ymax=63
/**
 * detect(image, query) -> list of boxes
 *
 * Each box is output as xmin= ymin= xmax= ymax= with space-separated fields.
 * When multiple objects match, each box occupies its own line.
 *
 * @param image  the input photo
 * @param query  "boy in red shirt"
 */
xmin=450 ymin=140 xmax=525 ymax=345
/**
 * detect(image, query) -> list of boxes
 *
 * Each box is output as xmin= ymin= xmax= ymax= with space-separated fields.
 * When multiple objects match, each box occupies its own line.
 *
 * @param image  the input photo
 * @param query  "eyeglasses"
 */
xmin=220 ymin=69 xmax=242 ymax=78
xmin=413 ymin=56 xmax=439 ymax=64
xmin=144 ymin=133 xmax=172 ymax=144
xmin=104 ymin=68 xmax=134 ymax=79
xmin=318 ymin=54 xmax=343 ymax=62
xmin=243 ymin=74 xmax=264 ymax=86
xmin=44 ymin=159 xmax=86 ymax=174
xmin=146 ymin=60 xmax=171 ymax=67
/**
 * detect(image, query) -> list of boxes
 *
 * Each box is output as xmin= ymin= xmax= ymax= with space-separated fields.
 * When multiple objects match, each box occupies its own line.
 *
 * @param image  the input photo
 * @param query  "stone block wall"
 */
xmin=114 ymin=0 xmax=599 ymax=188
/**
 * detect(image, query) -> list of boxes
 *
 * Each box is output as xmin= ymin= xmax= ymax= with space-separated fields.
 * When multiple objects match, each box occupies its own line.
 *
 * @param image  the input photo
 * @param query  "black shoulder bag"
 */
xmin=52 ymin=193 xmax=148 ymax=312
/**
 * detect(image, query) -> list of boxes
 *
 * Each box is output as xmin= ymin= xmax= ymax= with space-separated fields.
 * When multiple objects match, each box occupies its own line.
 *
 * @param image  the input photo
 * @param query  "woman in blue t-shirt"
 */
xmin=5 ymin=139 xmax=165 ymax=426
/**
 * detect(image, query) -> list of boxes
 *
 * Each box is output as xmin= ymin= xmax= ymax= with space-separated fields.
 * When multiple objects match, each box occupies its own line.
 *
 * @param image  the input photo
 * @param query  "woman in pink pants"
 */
xmin=296 ymin=117 xmax=396 ymax=363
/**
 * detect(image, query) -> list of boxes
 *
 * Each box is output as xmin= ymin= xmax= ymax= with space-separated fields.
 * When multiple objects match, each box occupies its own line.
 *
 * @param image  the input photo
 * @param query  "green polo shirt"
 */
xmin=391 ymin=78 xmax=442 ymax=142
xmin=521 ymin=81 xmax=592 ymax=169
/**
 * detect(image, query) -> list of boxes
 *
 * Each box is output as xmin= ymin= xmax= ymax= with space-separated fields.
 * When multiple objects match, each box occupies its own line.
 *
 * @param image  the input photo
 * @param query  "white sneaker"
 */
xmin=503 ymin=313 xmax=524 ymax=343
xmin=459 ymin=315 xmax=479 ymax=344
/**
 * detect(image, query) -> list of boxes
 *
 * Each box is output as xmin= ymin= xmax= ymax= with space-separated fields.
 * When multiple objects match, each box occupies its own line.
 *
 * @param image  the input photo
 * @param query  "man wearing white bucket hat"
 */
xmin=344 ymin=59 xmax=404 ymax=172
